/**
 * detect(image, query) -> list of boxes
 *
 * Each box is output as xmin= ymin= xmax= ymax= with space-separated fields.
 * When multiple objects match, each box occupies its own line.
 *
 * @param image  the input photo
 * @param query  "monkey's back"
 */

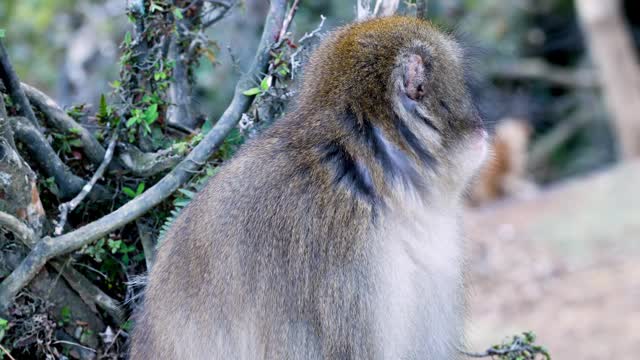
xmin=130 ymin=15 xmax=479 ymax=359
xmin=130 ymin=112 xmax=381 ymax=359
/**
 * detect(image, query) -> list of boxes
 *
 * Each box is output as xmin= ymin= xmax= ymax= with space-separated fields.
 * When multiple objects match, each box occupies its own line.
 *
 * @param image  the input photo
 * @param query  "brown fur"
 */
xmin=469 ymin=118 xmax=537 ymax=206
xmin=130 ymin=16 xmax=486 ymax=359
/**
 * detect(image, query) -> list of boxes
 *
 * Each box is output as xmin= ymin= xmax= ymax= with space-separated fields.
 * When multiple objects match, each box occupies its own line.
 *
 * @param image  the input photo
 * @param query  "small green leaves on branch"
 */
xmin=464 ymin=332 xmax=551 ymax=360
xmin=243 ymin=75 xmax=273 ymax=97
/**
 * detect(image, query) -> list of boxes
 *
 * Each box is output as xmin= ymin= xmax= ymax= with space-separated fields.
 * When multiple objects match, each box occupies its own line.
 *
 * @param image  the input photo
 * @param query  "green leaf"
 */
xmin=69 ymin=139 xmax=84 ymax=147
xmin=242 ymin=87 xmax=262 ymax=96
xmin=0 ymin=317 xmax=8 ymax=329
xmin=173 ymin=199 xmax=191 ymax=207
xmin=110 ymin=80 xmax=121 ymax=89
xmin=201 ymin=118 xmax=213 ymax=134
xmin=0 ymin=29 xmax=5 ymax=38
xmin=144 ymin=104 xmax=159 ymax=124
xmin=178 ymin=189 xmax=196 ymax=198
xmin=121 ymin=320 xmax=133 ymax=332
xmin=98 ymin=94 xmax=108 ymax=119
xmin=124 ymin=31 xmax=132 ymax=46
xmin=260 ymin=75 xmax=272 ymax=91
xmin=126 ymin=117 xmax=138 ymax=128
xmin=173 ymin=8 xmax=184 ymax=20
xmin=108 ymin=239 xmax=122 ymax=254
xmin=60 ymin=306 xmax=72 ymax=323
xmin=122 ymin=187 xmax=137 ymax=198
xmin=136 ymin=182 xmax=146 ymax=195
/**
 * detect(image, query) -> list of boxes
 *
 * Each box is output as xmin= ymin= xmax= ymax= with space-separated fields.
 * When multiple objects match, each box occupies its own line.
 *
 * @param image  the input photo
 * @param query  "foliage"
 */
xmin=475 ymin=332 xmax=551 ymax=360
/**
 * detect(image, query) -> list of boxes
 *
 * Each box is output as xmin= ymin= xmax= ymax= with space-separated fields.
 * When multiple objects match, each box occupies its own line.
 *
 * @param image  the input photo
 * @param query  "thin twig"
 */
xmin=52 ymin=340 xmax=97 ymax=353
xmin=0 ymin=344 xmax=16 ymax=360
xmin=55 ymin=131 xmax=118 ymax=235
xmin=297 ymin=15 xmax=326 ymax=44
xmin=0 ymin=0 xmax=289 ymax=309
xmin=278 ymin=0 xmax=301 ymax=43
xmin=0 ymin=211 xmax=37 ymax=246
xmin=290 ymin=15 xmax=326 ymax=79
xmin=0 ymin=40 xmax=39 ymax=128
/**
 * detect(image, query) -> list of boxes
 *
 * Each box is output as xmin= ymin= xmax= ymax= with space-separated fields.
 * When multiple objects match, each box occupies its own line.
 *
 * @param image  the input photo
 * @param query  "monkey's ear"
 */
xmin=402 ymin=53 xmax=428 ymax=101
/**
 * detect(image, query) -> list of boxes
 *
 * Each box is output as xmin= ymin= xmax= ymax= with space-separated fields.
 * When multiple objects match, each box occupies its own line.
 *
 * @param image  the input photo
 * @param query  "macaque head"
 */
xmin=302 ymin=16 xmax=489 ymax=198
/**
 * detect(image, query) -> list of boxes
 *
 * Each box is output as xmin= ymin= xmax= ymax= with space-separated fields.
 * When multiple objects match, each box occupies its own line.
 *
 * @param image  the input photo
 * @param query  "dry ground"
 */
xmin=465 ymin=188 xmax=640 ymax=359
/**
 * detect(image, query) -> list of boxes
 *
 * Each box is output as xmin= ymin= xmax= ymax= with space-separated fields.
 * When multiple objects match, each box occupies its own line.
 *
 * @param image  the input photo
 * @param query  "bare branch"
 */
xmin=356 ymin=0 xmax=399 ymax=20
xmin=49 ymin=259 xmax=124 ymax=324
xmin=278 ymin=0 xmax=301 ymax=43
xmin=9 ymin=116 xmax=91 ymax=200
xmin=201 ymin=1 xmax=235 ymax=28
xmin=0 ymin=90 xmax=14 ymax=147
xmin=0 ymin=211 xmax=37 ymax=246
xmin=416 ymin=0 xmax=428 ymax=19
xmin=290 ymin=15 xmax=326 ymax=80
xmin=0 ymin=40 xmax=39 ymax=128
xmin=117 ymin=144 xmax=183 ymax=177
xmin=376 ymin=0 xmax=400 ymax=16
xmin=166 ymin=38 xmax=196 ymax=131
xmin=0 ymin=344 xmax=16 ymax=360
xmin=20 ymin=82 xmax=107 ymax=166
xmin=356 ymin=0 xmax=372 ymax=20
xmin=137 ymin=220 xmax=156 ymax=270
xmin=55 ymin=132 xmax=118 ymax=235
xmin=528 ymin=110 xmax=596 ymax=173
xmin=488 ymin=59 xmax=599 ymax=89
xmin=0 ymin=0 xmax=289 ymax=309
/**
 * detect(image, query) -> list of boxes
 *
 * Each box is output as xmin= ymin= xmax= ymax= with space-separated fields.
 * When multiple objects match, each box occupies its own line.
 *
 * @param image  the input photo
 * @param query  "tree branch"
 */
xmin=9 ymin=116 xmax=91 ymax=200
xmin=20 ymin=82 xmax=107 ymax=166
xmin=0 ymin=211 xmax=37 ymax=246
xmin=137 ymin=219 xmax=156 ymax=270
xmin=54 ymin=131 xmax=118 ymax=235
xmin=0 ymin=40 xmax=39 ymax=128
xmin=416 ymin=0 xmax=428 ymax=19
xmin=117 ymin=144 xmax=183 ymax=177
xmin=0 ymin=0 xmax=289 ymax=309
xmin=49 ymin=259 xmax=123 ymax=324
xmin=201 ymin=1 xmax=235 ymax=29
xmin=278 ymin=0 xmax=300 ymax=44
xmin=488 ymin=59 xmax=599 ymax=89
xmin=0 ymin=89 xmax=15 ymax=148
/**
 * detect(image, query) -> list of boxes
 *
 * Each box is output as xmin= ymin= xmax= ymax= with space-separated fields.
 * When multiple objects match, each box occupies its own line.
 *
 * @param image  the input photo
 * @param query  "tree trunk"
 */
xmin=576 ymin=0 xmax=640 ymax=159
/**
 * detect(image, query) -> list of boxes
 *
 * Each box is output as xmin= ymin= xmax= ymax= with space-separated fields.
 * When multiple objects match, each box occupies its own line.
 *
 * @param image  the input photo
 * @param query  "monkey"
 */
xmin=468 ymin=117 xmax=538 ymax=206
xmin=130 ymin=16 xmax=488 ymax=359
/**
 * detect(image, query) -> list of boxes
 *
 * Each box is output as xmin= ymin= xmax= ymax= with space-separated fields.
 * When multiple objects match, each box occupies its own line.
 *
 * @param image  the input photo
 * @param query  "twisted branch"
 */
xmin=20 ymin=82 xmax=107 ymax=166
xmin=0 ymin=40 xmax=39 ymax=128
xmin=0 ymin=0 xmax=289 ymax=309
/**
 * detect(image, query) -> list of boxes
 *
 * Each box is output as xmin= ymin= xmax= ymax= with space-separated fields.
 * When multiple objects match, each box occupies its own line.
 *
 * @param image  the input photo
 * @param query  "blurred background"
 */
xmin=0 ymin=0 xmax=639 ymax=359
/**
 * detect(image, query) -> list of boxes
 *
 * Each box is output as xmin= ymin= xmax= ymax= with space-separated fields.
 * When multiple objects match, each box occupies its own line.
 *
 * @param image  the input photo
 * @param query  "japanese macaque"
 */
xmin=130 ymin=16 xmax=488 ymax=359
xmin=468 ymin=117 xmax=537 ymax=206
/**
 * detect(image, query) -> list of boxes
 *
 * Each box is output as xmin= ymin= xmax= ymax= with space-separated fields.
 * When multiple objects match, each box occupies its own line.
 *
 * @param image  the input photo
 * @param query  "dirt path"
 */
xmin=465 ymin=208 xmax=640 ymax=359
